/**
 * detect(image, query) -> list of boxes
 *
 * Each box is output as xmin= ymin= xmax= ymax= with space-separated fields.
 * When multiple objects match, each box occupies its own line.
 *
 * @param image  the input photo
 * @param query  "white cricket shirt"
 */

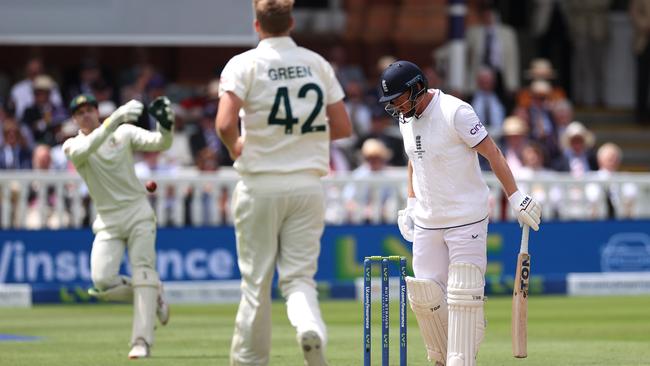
xmin=63 ymin=124 xmax=172 ymax=231
xmin=400 ymin=90 xmax=490 ymax=228
xmin=219 ymin=37 xmax=345 ymax=176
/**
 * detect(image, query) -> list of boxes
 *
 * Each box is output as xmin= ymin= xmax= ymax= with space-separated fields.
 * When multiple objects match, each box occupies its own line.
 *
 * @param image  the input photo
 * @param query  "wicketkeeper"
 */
xmin=63 ymin=94 xmax=174 ymax=359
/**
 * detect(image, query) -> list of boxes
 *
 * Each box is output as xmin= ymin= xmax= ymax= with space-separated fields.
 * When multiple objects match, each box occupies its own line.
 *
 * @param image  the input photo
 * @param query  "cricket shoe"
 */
xmin=157 ymin=282 xmax=170 ymax=326
xmin=299 ymin=330 xmax=328 ymax=366
xmin=128 ymin=338 xmax=150 ymax=359
xmin=87 ymin=287 xmax=101 ymax=298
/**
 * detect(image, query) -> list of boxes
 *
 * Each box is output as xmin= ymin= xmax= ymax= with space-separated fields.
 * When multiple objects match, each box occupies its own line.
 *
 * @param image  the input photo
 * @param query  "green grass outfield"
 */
xmin=1 ymin=295 xmax=649 ymax=366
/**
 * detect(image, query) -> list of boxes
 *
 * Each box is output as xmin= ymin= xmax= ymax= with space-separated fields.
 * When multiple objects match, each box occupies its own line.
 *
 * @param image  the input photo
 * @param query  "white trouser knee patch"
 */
xmin=447 ymin=263 xmax=485 ymax=366
xmin=406 ymin=276 xmax=448 ymax=364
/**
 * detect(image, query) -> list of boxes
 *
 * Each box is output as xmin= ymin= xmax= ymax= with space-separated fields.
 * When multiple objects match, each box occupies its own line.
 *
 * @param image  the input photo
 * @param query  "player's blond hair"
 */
xmin=253 ymin=0 xmax=294 ymax=35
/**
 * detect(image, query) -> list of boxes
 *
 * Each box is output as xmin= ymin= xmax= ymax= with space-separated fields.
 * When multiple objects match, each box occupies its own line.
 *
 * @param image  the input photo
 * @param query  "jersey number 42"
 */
xmin=269 ymin=83 xmax=325 ymax=135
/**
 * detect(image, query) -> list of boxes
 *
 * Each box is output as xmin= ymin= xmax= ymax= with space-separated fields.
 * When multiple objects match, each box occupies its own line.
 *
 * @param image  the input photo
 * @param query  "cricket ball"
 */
xmin=145 ymin=180 xmax=157 ymax=193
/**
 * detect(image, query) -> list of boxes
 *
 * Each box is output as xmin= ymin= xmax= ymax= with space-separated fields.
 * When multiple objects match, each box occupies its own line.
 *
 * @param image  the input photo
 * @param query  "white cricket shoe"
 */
xmin=128 ymin=338 xmax=150 ymax=359
xmin=299 ymin=330 xmax=328 ymax=366
xmin=157 ymin=282 xmax=170 ymax=326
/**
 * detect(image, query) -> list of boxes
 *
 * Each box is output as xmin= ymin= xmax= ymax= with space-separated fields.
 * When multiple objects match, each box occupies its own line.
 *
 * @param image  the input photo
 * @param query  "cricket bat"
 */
xmin=512 ymin=225 xmax=530 ymax=358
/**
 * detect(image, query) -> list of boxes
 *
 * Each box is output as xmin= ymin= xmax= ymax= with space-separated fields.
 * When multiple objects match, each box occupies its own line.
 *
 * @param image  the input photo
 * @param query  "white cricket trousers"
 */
xmin=230 ymin=172 xmax=327 ymax=366
xmin=411 ymin=218 xmax=488 ymax=289
xmin=90 ymin=220 xmax=156 ymax=288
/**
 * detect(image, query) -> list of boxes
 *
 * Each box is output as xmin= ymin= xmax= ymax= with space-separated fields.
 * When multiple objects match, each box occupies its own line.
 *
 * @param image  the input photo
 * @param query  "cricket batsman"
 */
xmin=378 ymin=61 xmax=542 ymax=365
xmin=63 ymin=94 xmax=174 ymax=359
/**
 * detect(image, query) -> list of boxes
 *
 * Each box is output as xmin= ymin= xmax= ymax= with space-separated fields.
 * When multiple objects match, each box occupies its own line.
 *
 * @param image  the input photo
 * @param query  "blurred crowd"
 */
xmin=1 ymin=1 xmax=648 ymax=228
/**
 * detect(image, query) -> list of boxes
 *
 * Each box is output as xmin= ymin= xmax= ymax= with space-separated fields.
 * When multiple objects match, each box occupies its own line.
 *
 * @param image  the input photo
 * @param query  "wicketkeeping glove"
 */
xmin=148 ymin=96 xmax=174 ymax=130
xmin=397 ymin=197 xmax=416 ymax=242
xmin=508 ymin=190 xmax=542 ymax=231
xmin=104 ymin=99 xmax=144 ymax=130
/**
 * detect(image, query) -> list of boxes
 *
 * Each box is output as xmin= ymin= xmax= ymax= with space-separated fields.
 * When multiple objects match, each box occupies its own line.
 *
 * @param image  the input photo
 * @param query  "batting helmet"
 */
xmin=378 ymin=60 xmax=428 ymax=104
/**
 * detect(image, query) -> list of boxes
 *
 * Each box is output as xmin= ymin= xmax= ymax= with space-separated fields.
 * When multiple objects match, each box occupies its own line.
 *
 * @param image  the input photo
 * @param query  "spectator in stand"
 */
xmin=553 ymin=121 xmax=598 ymax=176
xmin=550 ymin=98 xmax=574 ymax=138
xmin=470 ymin=67 xmax=506 ymax=141
xmin=630 ymin=0 xmax=650 ymax=125
xmin=524 ymin=80 xmax=560 ymax=163
xmin=68 ymin=58 xmax=104 ymax=100
xmin=337 ymin=80 xmax=372 ymax=167
xmin=585 ymin=142 xmax=639 ymax=218
xmin=24 ymin=144 xmax=72 ymax=229
xmin=466 ymin=3 xmax=520 ymax=106
xmin=366 ymin=55 xmax=397 ymax=106
xmin=343 ymin=139 xmax=396 ymax=224
xmin=517 ymin=141 xmax=562 ymax=219
xmin=50 ymin=119 xmax=79 ymax=171
xmin=159 ymin=104 xmax=193 ymax=167
xmin=21 ymin=75 xmax=69 ymax=147
xmin=91 ymin=79 xmax=116 ymax=105
xmin=516 ymin=58 xmax=567 ymax=109
xmin=184 ymin=147 xmax=228 ymax=226
xmin=328 ymin=44 xmax=365 ymax=89
xmin=189 ymin=104 xmax=231 ymax=167
xmin=0 ymin=119 xmax=32 ymax=169
xmin=120 ymin=63 xmax=155 ymax=103
xmin=565 ymin=0 xmax=611 ymax=107
xmin=357 ymin=105 xmax=406 ymax=167
xmin=530 ymin=0 xmax=572 ymax=95
xmin=499 ymin=116 xmax=529 ymax=175
xmin=10 ymin=57 xmax=64 ymax=120
xmin=134 ymin=74 xmax=168 ymax=131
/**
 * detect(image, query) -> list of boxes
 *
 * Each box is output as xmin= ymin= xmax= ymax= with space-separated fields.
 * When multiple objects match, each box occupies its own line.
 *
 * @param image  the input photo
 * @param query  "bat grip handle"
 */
xmin=520 ymin=225 xmax=529 ymax=254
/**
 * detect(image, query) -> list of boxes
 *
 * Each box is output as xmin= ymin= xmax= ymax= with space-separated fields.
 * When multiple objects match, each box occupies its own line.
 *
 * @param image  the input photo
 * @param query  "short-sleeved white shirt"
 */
xmin=219 ymin=37 xmax=345 ymax=176
xmin=400 ymin=90 xmax=490 ymax=228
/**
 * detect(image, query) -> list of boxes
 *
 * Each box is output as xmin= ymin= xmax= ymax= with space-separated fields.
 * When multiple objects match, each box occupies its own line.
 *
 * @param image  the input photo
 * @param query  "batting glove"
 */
xmin=508 ymin=190 xmax=542 ymax=231
xmin=397 ymin=197 xmax=416 ymax=242
xmin=104 ymin=100 xmax=144 ymax=130
xmin=148 ymin=96 xmax=174 ymax=130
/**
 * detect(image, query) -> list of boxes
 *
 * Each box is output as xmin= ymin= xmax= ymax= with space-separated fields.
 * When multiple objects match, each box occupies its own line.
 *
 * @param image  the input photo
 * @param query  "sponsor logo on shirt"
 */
xmin=469 ymin=121 xmax=484 ymax=135
xmin=415 ymin=135 xmax=426 ymax=159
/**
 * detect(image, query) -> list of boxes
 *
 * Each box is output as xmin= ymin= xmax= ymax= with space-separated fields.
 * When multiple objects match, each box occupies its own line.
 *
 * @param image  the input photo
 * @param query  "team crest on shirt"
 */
xmin=414 ymin=135 xmax=426 ymax=159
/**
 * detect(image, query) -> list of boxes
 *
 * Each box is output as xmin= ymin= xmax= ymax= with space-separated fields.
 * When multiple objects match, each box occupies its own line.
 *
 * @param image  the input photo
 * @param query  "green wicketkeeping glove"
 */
xmin=148 ymin=96 xmax=174 ymax=130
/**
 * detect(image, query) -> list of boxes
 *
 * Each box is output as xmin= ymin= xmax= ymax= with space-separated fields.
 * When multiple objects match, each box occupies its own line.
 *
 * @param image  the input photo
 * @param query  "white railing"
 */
xmin=1 ymin=168 xmax=649 ymax=230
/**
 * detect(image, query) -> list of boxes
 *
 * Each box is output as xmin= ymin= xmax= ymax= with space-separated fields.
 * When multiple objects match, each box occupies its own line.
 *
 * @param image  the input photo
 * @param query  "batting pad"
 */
xmin=131 ymin=267 xmax=159 ymax=346
xmin=406 ymin=276 xmax=448 ymax=364
xmin=446 ymin=263 xmax=485 ymax=366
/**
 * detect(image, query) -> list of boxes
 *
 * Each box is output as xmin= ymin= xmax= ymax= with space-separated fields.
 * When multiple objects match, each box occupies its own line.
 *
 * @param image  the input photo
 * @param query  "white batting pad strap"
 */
xmin=447 ymin=263 xmax=485 ymax=366
xmin=405 ymin=276 xmax=448 ymax=364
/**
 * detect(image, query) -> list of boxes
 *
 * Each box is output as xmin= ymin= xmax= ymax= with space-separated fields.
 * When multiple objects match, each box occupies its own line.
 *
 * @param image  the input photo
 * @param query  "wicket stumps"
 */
xmin=363 ymin=256 xmax=407 ymax=366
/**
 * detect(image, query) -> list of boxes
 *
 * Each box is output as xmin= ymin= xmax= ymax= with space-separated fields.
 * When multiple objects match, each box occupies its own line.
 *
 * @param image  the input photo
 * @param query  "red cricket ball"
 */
xmin=145 ymin=180 xmax=157 ymax=193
